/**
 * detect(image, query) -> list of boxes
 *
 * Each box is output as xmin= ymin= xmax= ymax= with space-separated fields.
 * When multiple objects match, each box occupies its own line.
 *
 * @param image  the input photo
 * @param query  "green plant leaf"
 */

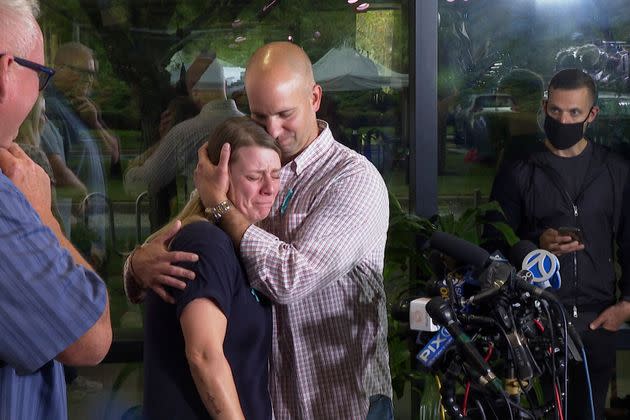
xmin=484 ymin=221 xmax=519 ymax=246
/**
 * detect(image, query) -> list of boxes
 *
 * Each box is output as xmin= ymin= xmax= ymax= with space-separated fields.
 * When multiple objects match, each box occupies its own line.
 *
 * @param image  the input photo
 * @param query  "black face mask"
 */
xmin=543 ymin=108 xmax=592 ymax=150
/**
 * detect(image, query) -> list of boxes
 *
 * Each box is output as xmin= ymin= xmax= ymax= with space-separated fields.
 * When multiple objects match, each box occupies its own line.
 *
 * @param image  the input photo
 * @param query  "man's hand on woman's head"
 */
xmin=0 ymin=143 xmax=52 ymax=218
xmin=194 ymin=142 xmax=231 ymax=209
xmin=132 ymin=220 xmax=199 ymax=304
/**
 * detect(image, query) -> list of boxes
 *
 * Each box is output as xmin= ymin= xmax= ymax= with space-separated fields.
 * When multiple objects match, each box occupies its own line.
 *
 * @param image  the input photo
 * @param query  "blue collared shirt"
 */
xmin=0 ymin=170 xmax=107 ymax=420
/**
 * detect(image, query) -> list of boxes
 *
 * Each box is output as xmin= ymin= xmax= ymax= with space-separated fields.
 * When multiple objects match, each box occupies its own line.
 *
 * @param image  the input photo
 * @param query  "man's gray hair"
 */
xmin=0 ymin=0 xmax=41 ymax=57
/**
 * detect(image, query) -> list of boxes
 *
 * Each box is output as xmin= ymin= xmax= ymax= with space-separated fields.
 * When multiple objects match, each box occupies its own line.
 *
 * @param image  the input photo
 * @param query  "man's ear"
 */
xmin=0 ymin=55 xmax=12 ymax=105
xmin=588 ymin=105 xmax=599 ymax=123
xmin=311 ymin=84 xmax=322 ymax=113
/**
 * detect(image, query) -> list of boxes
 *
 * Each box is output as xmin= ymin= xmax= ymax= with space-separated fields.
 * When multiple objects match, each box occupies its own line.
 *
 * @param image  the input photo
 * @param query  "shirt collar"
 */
xmin=288 ymin=120 xmax=333 ymax=176
xmin=199 ymin=99 xmax=238 ymax=115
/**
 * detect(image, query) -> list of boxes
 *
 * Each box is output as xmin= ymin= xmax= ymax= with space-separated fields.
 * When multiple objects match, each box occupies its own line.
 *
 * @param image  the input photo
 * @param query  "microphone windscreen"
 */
xmin=425 ymin=296 xmax=449 ymax=326
xmin=428 ymin=250 xmax=445 ymax=279
xmin=509 ymin=240 xmax=538 ymax=268
xmin=430 ymin=231 xmax=490 ymax=268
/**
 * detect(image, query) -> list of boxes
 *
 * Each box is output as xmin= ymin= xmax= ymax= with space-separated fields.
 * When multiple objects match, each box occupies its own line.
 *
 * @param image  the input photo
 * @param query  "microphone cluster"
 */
xmin=402 ymin=231 xmax=582 ymax=419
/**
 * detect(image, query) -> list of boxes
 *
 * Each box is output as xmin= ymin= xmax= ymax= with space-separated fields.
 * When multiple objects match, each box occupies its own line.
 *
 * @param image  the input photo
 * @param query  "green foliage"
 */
xmin=385 ymin=191 xmax=435 ymax=289
xmin=433 ymin=200 xmax=519 ymax=247
xmin=387 ymin=316 xmax=411 ymax=399
xmin=356 ymin=9 xmax=407 ymax=73
xmin=418 ymin=374 xmax=443 ymax=420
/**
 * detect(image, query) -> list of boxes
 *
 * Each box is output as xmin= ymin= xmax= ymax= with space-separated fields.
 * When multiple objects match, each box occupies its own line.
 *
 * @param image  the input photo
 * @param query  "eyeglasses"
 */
xmin=61 ymin=63 xmax=97 ymax=78
xmin=0 ymin=53 xmax=56 ymax=91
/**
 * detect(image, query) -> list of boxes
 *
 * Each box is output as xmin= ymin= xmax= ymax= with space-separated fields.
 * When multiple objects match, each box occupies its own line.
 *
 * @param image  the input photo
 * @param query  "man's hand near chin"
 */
xmin=590 ymin=301 xmax=630 ymax=332
xmin=0 ymin=143 xmax=53 ymax=221
xmin=71 ymin=96 xmax=101 ymax=128
xmin=194 ymin=142 xmax=231 ymax=208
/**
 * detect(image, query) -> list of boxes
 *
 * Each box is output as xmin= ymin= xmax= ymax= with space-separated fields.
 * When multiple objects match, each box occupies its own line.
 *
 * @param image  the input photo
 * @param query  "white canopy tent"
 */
xmin=168 ymin=58 xmax=244 ymax=87
xmin=312 ymin=47 xmax=408 ymax=91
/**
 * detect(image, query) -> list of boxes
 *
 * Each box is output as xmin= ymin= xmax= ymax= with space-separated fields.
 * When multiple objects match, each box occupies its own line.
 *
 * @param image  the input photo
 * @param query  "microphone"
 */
xmin=430 ymin=231 xmax=491 ymax=269
xmin=428 ymin=250 xmax=446 ymax=279
xmin=467 ymin=260 xmax=513 ymax=305
xmin=566 ymin=322 xmax=584 ymax=362
xmin=492 ymin=303 xmax=535 ymax=380
xmin=509 ymin=240 xmax=561 ymax=289
xmin=430 ymin=231 xmax=510 ymax=303
xmin=426 ymin=297 xmax=503 ymax=392
xmin=427 ymin=235 xmax=539 ymax=382
xmin=513 ymin=270 xmax=559 ymax=302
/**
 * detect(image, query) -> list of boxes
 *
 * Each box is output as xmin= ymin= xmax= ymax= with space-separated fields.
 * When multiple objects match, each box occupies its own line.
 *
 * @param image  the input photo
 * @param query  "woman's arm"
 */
xmin=180 ymin=298 xmax=244 ymax=420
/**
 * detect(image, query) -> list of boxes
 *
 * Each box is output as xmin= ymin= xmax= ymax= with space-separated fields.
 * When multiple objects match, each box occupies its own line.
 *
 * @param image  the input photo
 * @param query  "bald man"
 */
xmin=0 ymin=1 xmax=111 ymax=418
xmin=125 ymin=42 xmax=393 ymax=419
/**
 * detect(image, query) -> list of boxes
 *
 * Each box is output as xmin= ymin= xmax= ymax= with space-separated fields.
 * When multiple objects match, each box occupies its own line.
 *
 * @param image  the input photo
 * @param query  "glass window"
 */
xmin=33 ymin=1 xmax=410 ymax=417
xmin=438 ymin=0 xmax=630 ymax=215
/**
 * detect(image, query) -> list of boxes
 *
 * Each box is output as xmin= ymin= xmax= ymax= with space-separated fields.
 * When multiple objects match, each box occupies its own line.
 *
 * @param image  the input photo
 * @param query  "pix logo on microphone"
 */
xmin=417 ymin=327 xmax=453 ymax=368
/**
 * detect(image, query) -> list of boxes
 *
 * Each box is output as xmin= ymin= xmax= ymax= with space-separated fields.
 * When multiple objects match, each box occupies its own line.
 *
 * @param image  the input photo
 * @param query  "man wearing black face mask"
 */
xmin=486 ymin=68 xmax=630 ymax=419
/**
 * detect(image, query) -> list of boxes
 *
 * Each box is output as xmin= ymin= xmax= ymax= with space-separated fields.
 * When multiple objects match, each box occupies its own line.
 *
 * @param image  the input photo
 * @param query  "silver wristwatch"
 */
xmin=204 ymin=200 xmax=232 ymax=224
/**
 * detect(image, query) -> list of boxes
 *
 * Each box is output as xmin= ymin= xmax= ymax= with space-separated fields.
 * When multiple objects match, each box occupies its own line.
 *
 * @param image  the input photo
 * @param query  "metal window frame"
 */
xmin=409 ymin=0 xmax=438 ymax=218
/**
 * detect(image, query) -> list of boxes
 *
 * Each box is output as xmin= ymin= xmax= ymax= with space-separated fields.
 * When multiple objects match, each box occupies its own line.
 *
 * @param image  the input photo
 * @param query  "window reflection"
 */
xmin=35 ymin=2 xmax=407 ymax=271
xmin=438 ymin=0 xmax=630 ymax=215
xmin=29 ymin=3 xmax=410 ymax=415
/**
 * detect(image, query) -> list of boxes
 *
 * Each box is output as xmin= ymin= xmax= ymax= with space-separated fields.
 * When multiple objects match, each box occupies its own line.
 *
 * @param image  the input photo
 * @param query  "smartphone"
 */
xmin=558 ymin=226 xmax=584 ymax=243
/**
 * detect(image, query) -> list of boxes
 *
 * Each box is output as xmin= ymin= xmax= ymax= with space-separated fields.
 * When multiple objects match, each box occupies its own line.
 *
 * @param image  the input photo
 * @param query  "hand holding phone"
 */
xmin=558 ymin=226 xmax=584 ymax=244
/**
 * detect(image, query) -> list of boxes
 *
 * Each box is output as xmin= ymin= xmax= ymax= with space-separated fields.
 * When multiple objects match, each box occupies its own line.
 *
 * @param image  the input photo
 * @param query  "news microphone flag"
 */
xmin=521 ymin=249 xmax=561 ymax=289
xmin=417 ymin=327 xmax=454 ymax=368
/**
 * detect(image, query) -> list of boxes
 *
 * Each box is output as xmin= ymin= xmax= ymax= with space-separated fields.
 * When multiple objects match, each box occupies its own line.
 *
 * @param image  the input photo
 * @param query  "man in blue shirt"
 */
xmin=0 ymin=1 xmax=112 ymax=419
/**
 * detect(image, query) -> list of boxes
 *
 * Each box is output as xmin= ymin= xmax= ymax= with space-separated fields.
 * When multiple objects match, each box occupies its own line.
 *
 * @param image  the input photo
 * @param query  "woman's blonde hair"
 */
xmin=146 ymin=116 xmax=280 ymax=244
xmin=16 ymin=93 xmax=45 ymax=148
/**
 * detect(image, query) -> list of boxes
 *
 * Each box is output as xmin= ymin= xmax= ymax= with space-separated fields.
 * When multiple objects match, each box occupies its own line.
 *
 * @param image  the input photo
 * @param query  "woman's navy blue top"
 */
xmin=143 ymin=221 xmax=272 ymax=419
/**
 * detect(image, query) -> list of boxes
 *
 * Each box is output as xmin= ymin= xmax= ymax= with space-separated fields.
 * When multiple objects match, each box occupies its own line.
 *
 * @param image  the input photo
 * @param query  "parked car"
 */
xmin=452 ymin=93 xmax=516 ymax=147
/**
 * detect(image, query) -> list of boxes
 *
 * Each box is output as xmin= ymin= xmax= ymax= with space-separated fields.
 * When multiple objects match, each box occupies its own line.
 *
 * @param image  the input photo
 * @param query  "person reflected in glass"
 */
xmin=142 ymin=116 xmax=279 ymax=420
xmin=124 ymin=56 xmax=243 ymax=229
xmin=46 ymin=42 xmax=120 ymax=182
xmin=44 ymin=42 xmax=119 ymax=268
xmin=124 ymin=57 xmax=242 ymax=198
xmin=494 ymin=68 xmax=546 ymax=168
xmin=17 ymin=94 xmax=87 ymax=200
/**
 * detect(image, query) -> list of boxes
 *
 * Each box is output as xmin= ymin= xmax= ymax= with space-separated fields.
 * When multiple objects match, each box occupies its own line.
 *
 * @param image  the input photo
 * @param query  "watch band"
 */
xmin=204 ymin=200 xmax=232 ymax=224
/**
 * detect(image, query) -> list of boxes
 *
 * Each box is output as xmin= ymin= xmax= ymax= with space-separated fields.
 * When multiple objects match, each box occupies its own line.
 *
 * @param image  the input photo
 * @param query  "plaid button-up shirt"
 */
xmin=241 ymin=122 xmax=392 ymax=419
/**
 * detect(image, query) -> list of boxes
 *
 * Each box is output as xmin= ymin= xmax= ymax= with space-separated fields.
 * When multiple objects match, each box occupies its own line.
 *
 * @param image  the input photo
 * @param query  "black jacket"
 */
xmin=488 ymin=142 xmax=630 ymax=314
